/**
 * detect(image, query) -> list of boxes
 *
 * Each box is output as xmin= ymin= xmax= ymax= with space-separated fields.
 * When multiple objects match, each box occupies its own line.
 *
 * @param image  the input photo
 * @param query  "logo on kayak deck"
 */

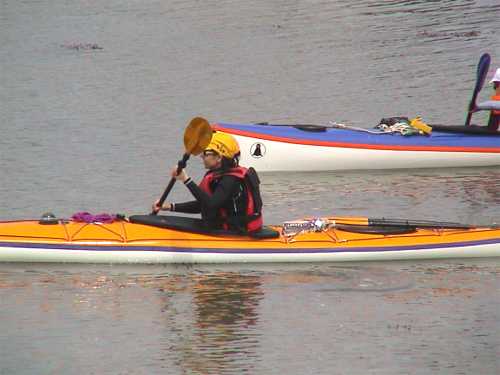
xmin=250 ymin=142 xmax=266 ymax=158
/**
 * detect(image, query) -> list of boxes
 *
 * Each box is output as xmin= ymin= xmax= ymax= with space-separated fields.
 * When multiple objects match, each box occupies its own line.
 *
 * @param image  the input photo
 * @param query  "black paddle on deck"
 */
xmin=367 ymin=217 xmax=473 ymax=229
xmin=465 ymin=53 xmax=491 ymax=126
xmin=151 ymin=117 xmax=213 ymax=215
xmin=331 ymin=216 xmax=474 ymax=230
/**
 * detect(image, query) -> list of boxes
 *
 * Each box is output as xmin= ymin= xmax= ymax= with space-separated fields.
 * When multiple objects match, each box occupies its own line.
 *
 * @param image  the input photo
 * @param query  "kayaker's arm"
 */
xmin=155 ymin=175 xmax=239 ymax=215
xmin=184 ymin=175 xmax=240 ymax=210
xmin=171 ymin=200 xmax=201 ymax=213
xmin=153 ymin=199 xmax=201 ymax=214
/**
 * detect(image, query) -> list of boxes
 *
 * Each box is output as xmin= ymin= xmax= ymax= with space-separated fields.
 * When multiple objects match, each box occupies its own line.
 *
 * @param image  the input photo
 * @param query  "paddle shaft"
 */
xmin=465 ymin=95 xmax=479 ymax=127
xmin=151 ymin=153 xmax=190 ymax=215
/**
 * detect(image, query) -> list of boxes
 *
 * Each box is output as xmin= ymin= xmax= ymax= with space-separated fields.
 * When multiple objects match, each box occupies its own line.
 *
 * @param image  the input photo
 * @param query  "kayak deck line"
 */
xmin=1 ymin=223 xmax=500 ymax=249
xmin=1 ymin=220 xmax=129 ymax=243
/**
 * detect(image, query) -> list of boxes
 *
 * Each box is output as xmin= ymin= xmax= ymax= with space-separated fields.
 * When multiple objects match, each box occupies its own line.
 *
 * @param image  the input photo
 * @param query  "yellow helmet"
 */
xmin=205 ymin=131 xmax=240 ymax=158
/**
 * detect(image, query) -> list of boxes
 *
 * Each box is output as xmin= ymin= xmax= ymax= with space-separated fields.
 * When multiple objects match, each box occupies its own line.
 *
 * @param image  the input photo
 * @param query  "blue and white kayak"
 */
xmin=213 ymin=121 xmax=500 ymax=172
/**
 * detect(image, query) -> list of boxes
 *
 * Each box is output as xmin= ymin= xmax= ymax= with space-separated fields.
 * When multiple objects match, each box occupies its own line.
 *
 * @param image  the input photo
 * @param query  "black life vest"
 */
xmin=198 ymin=167 xmax=263 ymax=233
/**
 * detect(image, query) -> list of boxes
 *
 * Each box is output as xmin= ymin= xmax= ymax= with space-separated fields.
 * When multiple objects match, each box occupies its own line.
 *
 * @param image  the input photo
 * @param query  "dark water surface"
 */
xmin=1 ymin=0 xmax=500 ymax=373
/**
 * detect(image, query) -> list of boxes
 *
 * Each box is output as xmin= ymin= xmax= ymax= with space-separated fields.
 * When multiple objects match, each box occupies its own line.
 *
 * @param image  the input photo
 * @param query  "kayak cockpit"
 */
xmin=128 ymin=215 xmax=280 ymax=239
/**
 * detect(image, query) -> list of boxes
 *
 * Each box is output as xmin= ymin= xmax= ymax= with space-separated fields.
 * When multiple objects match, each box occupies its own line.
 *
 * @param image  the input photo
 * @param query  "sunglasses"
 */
xmin=202 ymin=150 xmax=218 ymax=157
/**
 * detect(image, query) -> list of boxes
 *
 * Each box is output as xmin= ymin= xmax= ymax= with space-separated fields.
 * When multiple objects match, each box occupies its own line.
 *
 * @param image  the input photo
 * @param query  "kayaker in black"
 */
xmin=152 ymin=132 xmax=263 ymax=233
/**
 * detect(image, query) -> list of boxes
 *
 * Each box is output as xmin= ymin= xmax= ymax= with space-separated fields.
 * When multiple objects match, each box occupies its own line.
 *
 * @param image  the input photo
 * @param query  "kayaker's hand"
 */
xmin=171 ymin=167 xmax=189 ymax=183
xmin=152 ymin=200 xmax=161 ymax=214
xmin=152 ymin=200 xmax=171 ymax=213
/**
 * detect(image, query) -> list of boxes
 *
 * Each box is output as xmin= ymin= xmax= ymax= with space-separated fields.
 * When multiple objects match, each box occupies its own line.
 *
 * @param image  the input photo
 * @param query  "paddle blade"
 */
xmin=184 ymin=117 xmax=213 ymax=155
xmin=474 ymin=53 xmax=491 ymax=96
xmin=465 ymin=53 xmax=491 ymax=126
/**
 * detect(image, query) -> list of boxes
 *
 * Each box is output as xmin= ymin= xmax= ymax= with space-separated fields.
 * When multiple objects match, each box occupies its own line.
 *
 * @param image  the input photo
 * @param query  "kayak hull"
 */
xmin=213 ymin=123 xmax=500 ymax=171
xmin=1 ymin=243 xmax=499 ymax=264
xmin=1 ymin=218 xmax=500 ymax=264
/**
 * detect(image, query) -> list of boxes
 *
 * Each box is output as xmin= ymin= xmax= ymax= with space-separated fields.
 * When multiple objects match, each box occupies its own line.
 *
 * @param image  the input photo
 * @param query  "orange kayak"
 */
xmin=0 ymin=214 xmax=500 ymax=264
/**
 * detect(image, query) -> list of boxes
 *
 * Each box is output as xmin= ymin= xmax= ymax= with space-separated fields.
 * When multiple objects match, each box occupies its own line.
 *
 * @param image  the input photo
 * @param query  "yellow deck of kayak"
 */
xmin=1 ymin=218 xmax=500 ymax=263
xmin=0 ymin=218 xmax=499 ymax=249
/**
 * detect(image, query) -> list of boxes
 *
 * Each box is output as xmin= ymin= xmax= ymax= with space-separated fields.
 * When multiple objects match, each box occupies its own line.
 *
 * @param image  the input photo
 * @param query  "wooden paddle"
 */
xmin=151 ymin=117 xmax=213 ymax=215
xmin=465 ymin=53 xmax=491 ymax=126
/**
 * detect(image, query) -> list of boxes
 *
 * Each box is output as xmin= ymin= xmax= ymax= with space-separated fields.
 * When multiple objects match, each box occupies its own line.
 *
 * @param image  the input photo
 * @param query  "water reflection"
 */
xmin=174 ymin=272 xmax=263 ymax=375
xmin=1 ymin=261 xmax=499 ymax=374
xmin=0 ymin=268 xmax=265 ymax=374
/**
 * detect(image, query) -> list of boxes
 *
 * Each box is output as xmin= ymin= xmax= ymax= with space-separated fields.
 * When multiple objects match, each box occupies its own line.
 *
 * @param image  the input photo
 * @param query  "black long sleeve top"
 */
xmin=172 ymin=174 xmax=245 ymax=229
